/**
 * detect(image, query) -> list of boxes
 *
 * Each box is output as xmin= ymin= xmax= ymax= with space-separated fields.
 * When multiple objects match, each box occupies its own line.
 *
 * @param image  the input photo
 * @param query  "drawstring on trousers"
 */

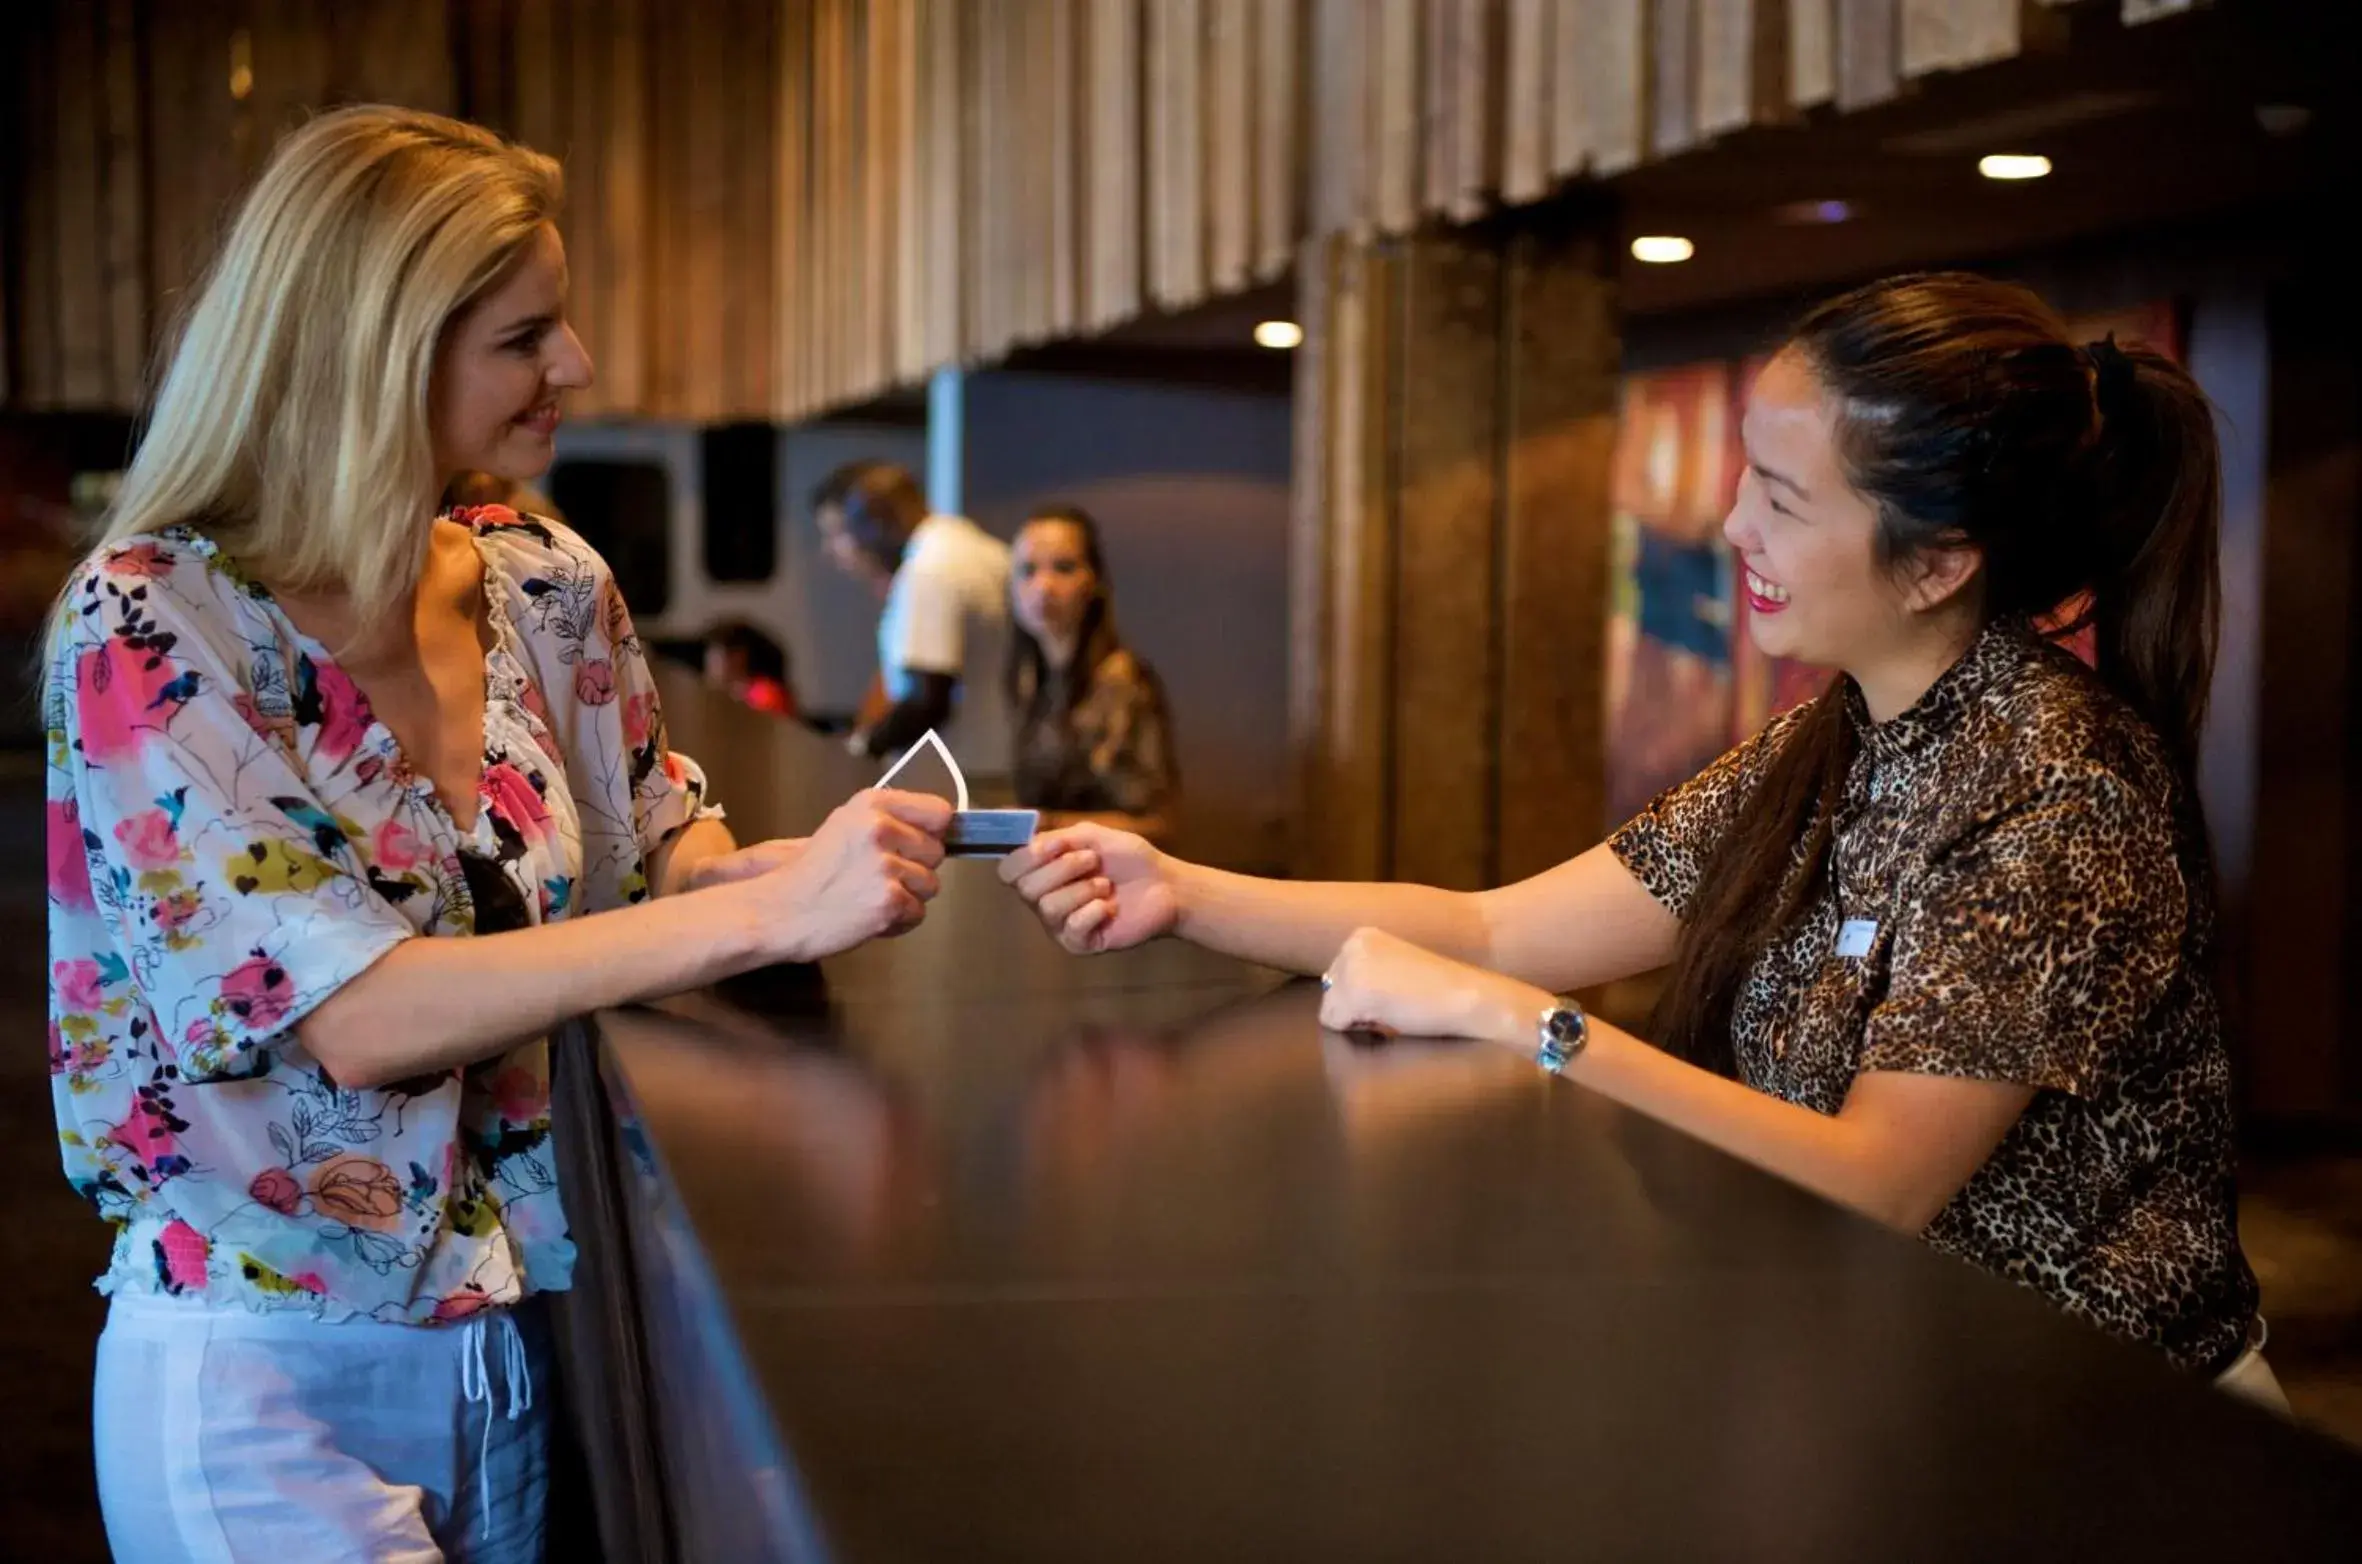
xmin=460 ymin=1310 xmax=535 ymax=1539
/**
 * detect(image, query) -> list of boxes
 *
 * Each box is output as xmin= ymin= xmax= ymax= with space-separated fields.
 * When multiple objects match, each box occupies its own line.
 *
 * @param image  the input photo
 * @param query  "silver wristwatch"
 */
xmin=1536 ymin=999 xmax=1588 ymax=1076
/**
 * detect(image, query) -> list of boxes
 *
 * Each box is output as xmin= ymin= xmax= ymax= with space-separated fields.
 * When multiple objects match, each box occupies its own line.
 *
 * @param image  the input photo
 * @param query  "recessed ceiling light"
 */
xmin=1630 ymin=235 xmax=1696 ymax=264
xmin=1978 ymin=153 xmax=2052 ymax=181
xmin=1254 ymin=320 xmax=1303 ymax=350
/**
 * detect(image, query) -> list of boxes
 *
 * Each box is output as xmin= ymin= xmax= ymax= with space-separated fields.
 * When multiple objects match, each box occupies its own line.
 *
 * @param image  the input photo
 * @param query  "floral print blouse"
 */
xmin=44 ymin=507 xmax=719 ymax=1325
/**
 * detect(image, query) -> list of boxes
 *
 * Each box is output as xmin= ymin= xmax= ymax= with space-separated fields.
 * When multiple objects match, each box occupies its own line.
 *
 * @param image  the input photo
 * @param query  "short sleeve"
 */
xmin=884 ymin=555 xmax=967 ymax=680
xmin=1608 ymin=705 xmax=1810 ymax=921
xmin=600 ymin=573 xmax=723 ymax=862
xmin=52 ymin=563 xmax=413 ymax=1082
xmin=1857 ymin=768 xmax=2185 ymax=1097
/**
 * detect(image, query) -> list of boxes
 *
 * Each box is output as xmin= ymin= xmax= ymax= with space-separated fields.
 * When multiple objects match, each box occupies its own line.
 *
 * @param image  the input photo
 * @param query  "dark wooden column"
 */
xmin=1498 ymin=210 xmax=1620 ymax=884
xmin=1289 ymin=205 xmax=1621 ymax=887
xmin=1291 ymin=236 xmax=1400 ymax=884
xmin=1391 ymin=232 xmax=1503 ymax=892
xmin=2248 ymin=273 xmax=2362 ymax=1124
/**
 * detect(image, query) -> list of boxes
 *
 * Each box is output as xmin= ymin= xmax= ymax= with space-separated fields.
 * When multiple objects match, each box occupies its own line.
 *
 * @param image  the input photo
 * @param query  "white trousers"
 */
xmin=94 ymin=1291 xmax=551 ymax=1564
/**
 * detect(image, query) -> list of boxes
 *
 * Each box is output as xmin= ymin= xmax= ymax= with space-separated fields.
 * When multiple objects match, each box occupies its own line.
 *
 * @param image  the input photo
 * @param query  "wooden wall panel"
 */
xmin=888 ymin=0 xmax=928 ymax=385
xmin=1391 ymin=233 xmax=1503 ymax=890
xmin=98 ymin=0 xmax=146 ymax=401
xmin=1250 ymin=0 xmax=1299 ymax=279
xmin=915 ymin=0 xmax=963 ymax=369
xmin=1146 ymin=0 xmax=1206 ymax=311
xmin=1900 ymin=0 xmax=2020 ymax=77
xmin=998 ymin=0 xmax=1024 ymax=351
xmin=645 ymin=10 xmax=689 ymax=418
xmin=12 ymin=0 xmax=145 ymax=410
xmin=510 ymin=0 xmax=566 ymax=154
xmin=338 ymin=0 xmax=456 ymax=113
xmin=1498 ymin=214 xmax=1619 ymax=880
xmin=457 ymin=0 xmax=510 ymax=129
xmin=1834 ymin=0 xmax=1900 ymax=111
xmin=248 ymin=0 xmax=329 ymax=166
xmin=1291 ymin=210 xmax=1623 ymax=886
xmin=595 ymin=0 xmax=651 ymax=415
xmin=154 ymin=6 xmax=244 ymax=329
xmin=1423 ymin=0 xmax=1498 ymax=223
xmin=563 ymin=0 xmax=616 ymax=419
xmin=1041 ymin=0 xmax=1064 ymax=342
xmin=53 ymin=2 xmax=110 ymax=407
xmin=1044 ymin=0 xmax=1079 ymax=338
xmin=1370 ymin=0 xmax=1421 ymax=235
xmin=1296 ymin=238 xmax=1401 ymax=882
xmin=1031 ymin=0 xmax=1057 ymax=343
xmin=1309 ymin=0 xmax=1371 ymax=240
xmin=734 ymin=0 xmax=782 ymax=417
xmin=1016 ymin=0 xmax=1042 ymax=348
xmin=958 ymin=1 xmax=992 ymax=363
xmin=1207 ymin=0 xmax=1254 ymax=295
xmin=1549 ymin=0 xmax=1592 ymax=178
xmin=696 ymin=3 xmax=739 ymax=419
xmin=1287 ymin=234 xmax=1334 ymax=870
xmin=1697 ymin=0 xmax=1761 ymax=139
xmin=859 ymin=0 xmax=896 ymax=382
xmin=777 ymin=0 xmax=816 ymax=417
xmin=1502 ymin=0 xmax=1554 ymax=205
xmin=1581 ymin=0 xmax=1648 ymax=175
xmin=1652 ymin=0 xmax=1701 ymax=160
xmin=856 ymin=0 xmax=886 ymax=389
xmin=0 ymin=0 xmax=2164 ymax=421
xmin=15 ymin=4 xmax=66 ymax=407
xmin=818 ymin=0 xmax=855 ymax=390
xmin=1790 ymin=0 xmax=1837 ymax=108
xmin=1080 ymin=0 xmax=1143 ymax=332
xmin=1024 ymin=0 xmax=1061 ymax=345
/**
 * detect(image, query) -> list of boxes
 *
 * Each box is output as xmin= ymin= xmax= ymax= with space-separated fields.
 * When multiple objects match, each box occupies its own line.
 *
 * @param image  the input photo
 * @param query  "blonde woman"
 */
xmin=44 ymin=106 xmax=950 ymax=1558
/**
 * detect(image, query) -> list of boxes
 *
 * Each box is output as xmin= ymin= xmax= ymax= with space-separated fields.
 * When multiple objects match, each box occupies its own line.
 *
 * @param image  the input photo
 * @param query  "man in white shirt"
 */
xmin=813 ymin=460 xmax=1013 ymax=773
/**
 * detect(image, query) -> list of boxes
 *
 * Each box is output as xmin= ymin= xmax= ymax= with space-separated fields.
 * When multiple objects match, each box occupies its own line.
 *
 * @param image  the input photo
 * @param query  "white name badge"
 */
xmin=1836 ymin=919 xmax=1879 ymax=959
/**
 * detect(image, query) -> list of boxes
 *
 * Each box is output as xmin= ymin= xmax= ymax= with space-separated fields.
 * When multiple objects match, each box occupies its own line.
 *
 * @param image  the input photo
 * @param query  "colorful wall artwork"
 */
xmin=1604 ymin=363 xmax=1739 ymax=826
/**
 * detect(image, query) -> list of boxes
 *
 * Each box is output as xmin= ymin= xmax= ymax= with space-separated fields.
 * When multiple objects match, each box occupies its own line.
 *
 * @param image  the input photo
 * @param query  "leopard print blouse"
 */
xmin=1610 ymin=621 xmax=2257 ymax=1374
xmin=1013 ymin=648 xmax=1178 ymax=818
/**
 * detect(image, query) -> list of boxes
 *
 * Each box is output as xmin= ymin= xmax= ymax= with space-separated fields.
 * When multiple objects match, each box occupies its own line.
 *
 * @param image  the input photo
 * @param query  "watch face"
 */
xmin=1544 ymin=1007 xmax=1585 ymax=1045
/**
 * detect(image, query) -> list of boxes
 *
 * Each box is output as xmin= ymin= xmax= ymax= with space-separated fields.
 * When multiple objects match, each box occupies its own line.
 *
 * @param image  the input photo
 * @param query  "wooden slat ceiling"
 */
xmin=1 ymin=0 xmax=2208 ymax=420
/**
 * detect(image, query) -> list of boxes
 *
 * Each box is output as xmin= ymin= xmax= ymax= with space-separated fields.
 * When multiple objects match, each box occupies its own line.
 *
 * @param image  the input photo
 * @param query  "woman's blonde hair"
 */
xmin=92 ymin=104 xmax=561 ymax=626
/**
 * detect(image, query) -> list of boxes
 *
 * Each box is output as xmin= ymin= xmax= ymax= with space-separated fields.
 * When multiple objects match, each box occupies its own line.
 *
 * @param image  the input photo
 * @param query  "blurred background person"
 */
xmin=811 ymin=459 xmax=1011 ymax=768
xmin=1007 ymin=504 xmax=1177 ymax=844
xmin=441 ymin=468 xmax=561 ymax=520
xmin=702 ymin=618 xmax=800 ymax=720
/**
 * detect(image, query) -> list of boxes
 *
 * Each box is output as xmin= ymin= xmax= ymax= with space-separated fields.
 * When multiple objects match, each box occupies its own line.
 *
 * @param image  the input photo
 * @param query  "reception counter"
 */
xmin=551 ymin=679 xmax=2362 ymax=1561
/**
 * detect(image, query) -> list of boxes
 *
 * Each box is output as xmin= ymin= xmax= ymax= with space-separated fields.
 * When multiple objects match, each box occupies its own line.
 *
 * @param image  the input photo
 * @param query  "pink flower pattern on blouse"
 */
xmin=44 ymin=509 xmax=720 ymax=1323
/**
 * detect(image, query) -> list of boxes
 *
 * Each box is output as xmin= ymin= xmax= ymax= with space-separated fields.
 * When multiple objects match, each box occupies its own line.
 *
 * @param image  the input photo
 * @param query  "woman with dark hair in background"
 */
xmin=1007 ymin=504 xmax=1177 ymax=843
xmin=1003 ymin=273 xmax=2279 ymax=1405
